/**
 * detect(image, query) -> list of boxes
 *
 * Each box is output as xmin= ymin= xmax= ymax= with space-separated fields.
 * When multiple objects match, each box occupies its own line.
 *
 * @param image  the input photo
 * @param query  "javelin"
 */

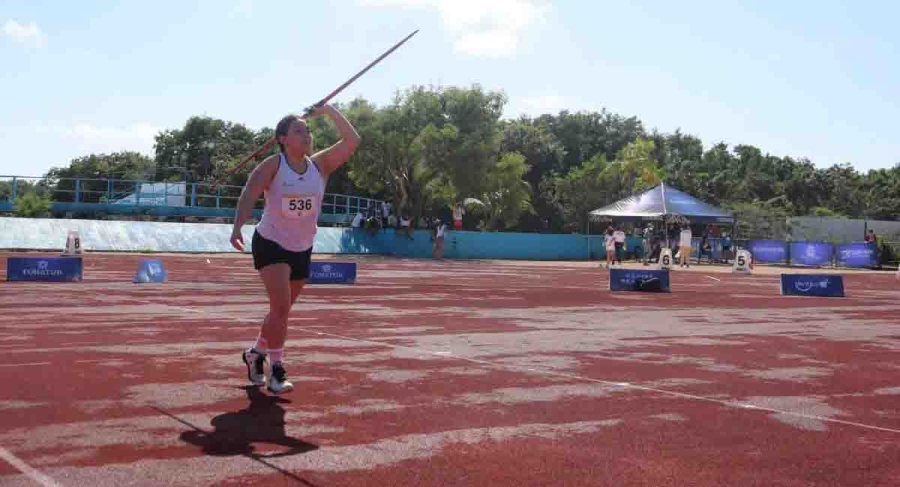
xmin=211 ymin=29 xmax=419 ymax=190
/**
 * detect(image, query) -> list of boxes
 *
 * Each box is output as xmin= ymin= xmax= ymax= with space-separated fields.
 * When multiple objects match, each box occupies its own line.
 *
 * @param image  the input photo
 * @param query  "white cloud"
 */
xmin=3 ymin=20 xmax=46 ymax=48
xmin=454 ymin=29 xmax=518 ymax=58
xmin=360 ymin=0 xmax=548 ymax=58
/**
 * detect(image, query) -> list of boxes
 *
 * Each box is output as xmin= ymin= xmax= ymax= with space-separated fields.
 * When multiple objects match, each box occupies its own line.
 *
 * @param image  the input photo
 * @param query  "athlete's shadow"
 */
xmin=180 ymin=386 xmax=319 ymax=459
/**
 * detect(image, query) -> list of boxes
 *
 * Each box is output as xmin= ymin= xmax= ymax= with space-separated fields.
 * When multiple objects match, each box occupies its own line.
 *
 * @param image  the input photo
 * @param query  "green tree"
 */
xmin=543 ymin=154 xmax=614 ymax=233
xmin=14 ymin=191 xmax=52 ymax=218
xmin=810 ymin=206 xmax=843 ymax=217
xmin=154 ymin=116 xmax=262 ymax=186
xmin=20 ymin=83 xmax=900 ymax=229
xmin=604 ymin=138 xmax=662 ymax=199
xmin=345 ymin=86 xmax=448 ymax=216
xmin=539 ymin=109 xmax=645 ymax=175
xmin=319 ymin=98 xmax=370 ymax=196
xmin=0 ymin=181 xmax=11 ymax=201
xmin=783 ymin=159 xmax=828 ymax=215
xmin=822 ymin=163 xmax=866 ymax=217
xmin=859 ymin=164 xmax=900 ymax=220
xmin=728 ymin=201 xmax=791 ymax=240
xmin=467 ymin=152 xmax=533 ymax=230
xmin=499 ymin=118 xmax=567 ymax=230
xmin=439 ymin=85 xmax=507 ymax=199
xmin=44 ymin=152 xmax=156 ymax=203
xmin=345 ymin=84 xmax=507 ymax=219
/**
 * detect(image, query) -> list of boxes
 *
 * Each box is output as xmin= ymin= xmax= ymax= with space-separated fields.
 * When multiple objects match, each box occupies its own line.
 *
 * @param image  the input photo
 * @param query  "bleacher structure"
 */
xmin=0 ymin=175 xmax=382 ymax=225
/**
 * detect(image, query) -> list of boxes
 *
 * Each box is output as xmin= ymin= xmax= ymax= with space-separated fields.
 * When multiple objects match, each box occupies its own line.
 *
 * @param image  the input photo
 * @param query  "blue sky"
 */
xmin=2 ymin=0 xmax=898 ymax=179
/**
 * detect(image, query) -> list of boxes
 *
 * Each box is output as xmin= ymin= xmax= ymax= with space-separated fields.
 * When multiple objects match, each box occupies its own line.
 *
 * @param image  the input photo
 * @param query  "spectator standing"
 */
xmin=453 ymin=203 xmax=465 ymax=230
xmin=679 ymin=225 xmax=692 ymax=268
xmin=613 ymin=227 xmax=626 ymax=264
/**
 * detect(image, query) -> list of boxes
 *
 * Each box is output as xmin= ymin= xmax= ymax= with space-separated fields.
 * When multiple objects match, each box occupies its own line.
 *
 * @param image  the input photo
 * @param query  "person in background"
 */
xmin=865 ymin=228 xmax=877 ymax=245
xmin=604 ymin=227 xmax=616 ymax=269
xmin=365 ymin=203 xmax=381 ymax=236
xmin=720 ymin=231 xmax=733 ymax=264
xmin=865 ymin=228 xmax=879 ymax=264
xmin=699 ymin=225 xmax=714 ymax=264
xmin=399 ymin=212 xmax=413 ymax=240
xmin=432 ymin=219 xmax=446 ymax=259
xmin=651 ymin=227 xmax=664 ymax=263
xmin=350 ymin=211 xmax=363 ymax=228
xmin=613 ymin=226 xmax=626 ymax=265
xmin=642 ymin=224 xmax=654 ymax=265
xmin=381 ymin=200 xmax=392 ymax=225
xmin=365 ymin=210 xmax=381 ymax=236
xmin=540 ymin=217 xmax=550 ymax=234
xmin=679 ymin=224 xmax=692 ymax=268
xmin=453 ymin=203 xmax=465 ymax=230
xmin=668 ymin=225 xmax=679 ymax=249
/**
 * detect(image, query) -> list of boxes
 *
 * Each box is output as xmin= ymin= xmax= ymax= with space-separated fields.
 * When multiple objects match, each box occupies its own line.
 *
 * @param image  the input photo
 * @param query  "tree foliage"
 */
xmin=469 ymin=152 xmax=534 ymax=231
xmin=28 ymin=84 xmax=900 ymax=231
xmin=14 ymin=190 xmax=52 ymax=218
xmin=542 ymin=154 xmax=612 ymax=233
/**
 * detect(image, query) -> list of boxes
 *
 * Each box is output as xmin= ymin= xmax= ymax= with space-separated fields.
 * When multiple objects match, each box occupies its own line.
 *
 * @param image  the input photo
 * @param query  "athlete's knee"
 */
xmin=290 ymin=282 xmax=306 ymax=302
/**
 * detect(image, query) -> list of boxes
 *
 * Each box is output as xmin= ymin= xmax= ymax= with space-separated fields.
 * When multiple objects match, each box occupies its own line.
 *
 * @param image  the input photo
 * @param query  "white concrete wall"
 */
xmin=0 ymin=217 xmax=382 ymax=254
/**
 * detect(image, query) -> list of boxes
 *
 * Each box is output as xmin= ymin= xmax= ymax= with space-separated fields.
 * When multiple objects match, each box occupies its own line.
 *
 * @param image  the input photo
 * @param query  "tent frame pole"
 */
xmin=588 ymin=219 xmax=592 ymax=260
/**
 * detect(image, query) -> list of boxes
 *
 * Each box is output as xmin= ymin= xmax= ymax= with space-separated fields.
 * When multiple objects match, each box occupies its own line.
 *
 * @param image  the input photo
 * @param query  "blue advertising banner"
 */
xmin=780 ymin=274 xmax=844 ymax=298
xmin=747 ymin=240 xmax=788 ymax=264
xmin=7 ymin=257 xmax=83 ymax=282
xmin=609 ymin=268 xmax=670 ymax=292
xmin=308 ymin=261 xmax=357 ymax=284
xmin=835 ymin=243 xmax=877 ymax=268
xmin=789 ymin=242 xmax=833 ymax=267
xmin=133 ymin=259 xmax=168 ymax=283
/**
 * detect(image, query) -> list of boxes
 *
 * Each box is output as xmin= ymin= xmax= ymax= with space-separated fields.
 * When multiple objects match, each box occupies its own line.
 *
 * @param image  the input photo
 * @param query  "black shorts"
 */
xmin=251 ymin=230 xmax=312 ymax=281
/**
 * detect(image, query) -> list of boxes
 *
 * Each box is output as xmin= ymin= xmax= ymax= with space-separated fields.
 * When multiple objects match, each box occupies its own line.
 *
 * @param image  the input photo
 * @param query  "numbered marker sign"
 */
xmin=64 ymin=230 xmax=82 ymax=255
xmin=734 ymin=249 xmax=752 ymax=274
xmin=659 ymin=248 xmax=673 ymax=270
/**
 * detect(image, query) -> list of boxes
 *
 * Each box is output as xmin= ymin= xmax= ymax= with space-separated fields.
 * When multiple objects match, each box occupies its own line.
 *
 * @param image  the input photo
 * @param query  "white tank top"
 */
xmin=255 ymin=153 xmax=326 ymax=252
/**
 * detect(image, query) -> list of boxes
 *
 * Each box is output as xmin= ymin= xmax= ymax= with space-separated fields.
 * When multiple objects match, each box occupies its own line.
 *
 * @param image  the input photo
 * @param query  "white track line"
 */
xmin=705 ymin=275 xmax=722 ymax=282
xmin=141 ymin=297 xmax=900 ymax=435
xmin=0 ymin=447 xmax=64 ymax=487
xmin=305 ymin=329 xmax=900 ymax=435
xmin=0 ymin=362 xmax=51 ymax=368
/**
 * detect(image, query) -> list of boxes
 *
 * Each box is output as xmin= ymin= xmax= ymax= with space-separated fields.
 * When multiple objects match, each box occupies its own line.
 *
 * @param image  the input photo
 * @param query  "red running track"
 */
xmin=1 ymin=252 xmax=899 ymax=486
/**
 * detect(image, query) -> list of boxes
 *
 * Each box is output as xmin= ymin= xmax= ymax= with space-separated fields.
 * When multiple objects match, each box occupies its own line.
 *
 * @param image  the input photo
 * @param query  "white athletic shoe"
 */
xmin=242 ymin=348 xmax=267 ymax=386
xmin=268 ymin=362 xmax=294 ymax=395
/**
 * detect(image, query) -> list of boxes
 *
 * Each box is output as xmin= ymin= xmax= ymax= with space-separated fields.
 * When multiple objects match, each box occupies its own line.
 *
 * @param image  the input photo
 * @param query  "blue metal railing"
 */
xmin=0 ymin=175 xmax=384 ymax=223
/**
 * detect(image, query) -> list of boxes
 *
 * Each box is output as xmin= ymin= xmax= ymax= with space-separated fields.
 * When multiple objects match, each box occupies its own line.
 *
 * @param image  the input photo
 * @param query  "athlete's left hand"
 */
xmin=306 ymin=104 xmax=334 ymax=119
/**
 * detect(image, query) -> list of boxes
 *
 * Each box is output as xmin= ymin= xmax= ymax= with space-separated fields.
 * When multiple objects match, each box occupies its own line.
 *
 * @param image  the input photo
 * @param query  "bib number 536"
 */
xmin=288 ymin=198 xmax=313 ymax=212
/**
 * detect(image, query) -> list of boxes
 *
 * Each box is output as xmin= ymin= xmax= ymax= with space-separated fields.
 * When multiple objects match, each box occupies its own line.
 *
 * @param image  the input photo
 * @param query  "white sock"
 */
xmin=269 ymin=349 xmax=283 ymax=364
